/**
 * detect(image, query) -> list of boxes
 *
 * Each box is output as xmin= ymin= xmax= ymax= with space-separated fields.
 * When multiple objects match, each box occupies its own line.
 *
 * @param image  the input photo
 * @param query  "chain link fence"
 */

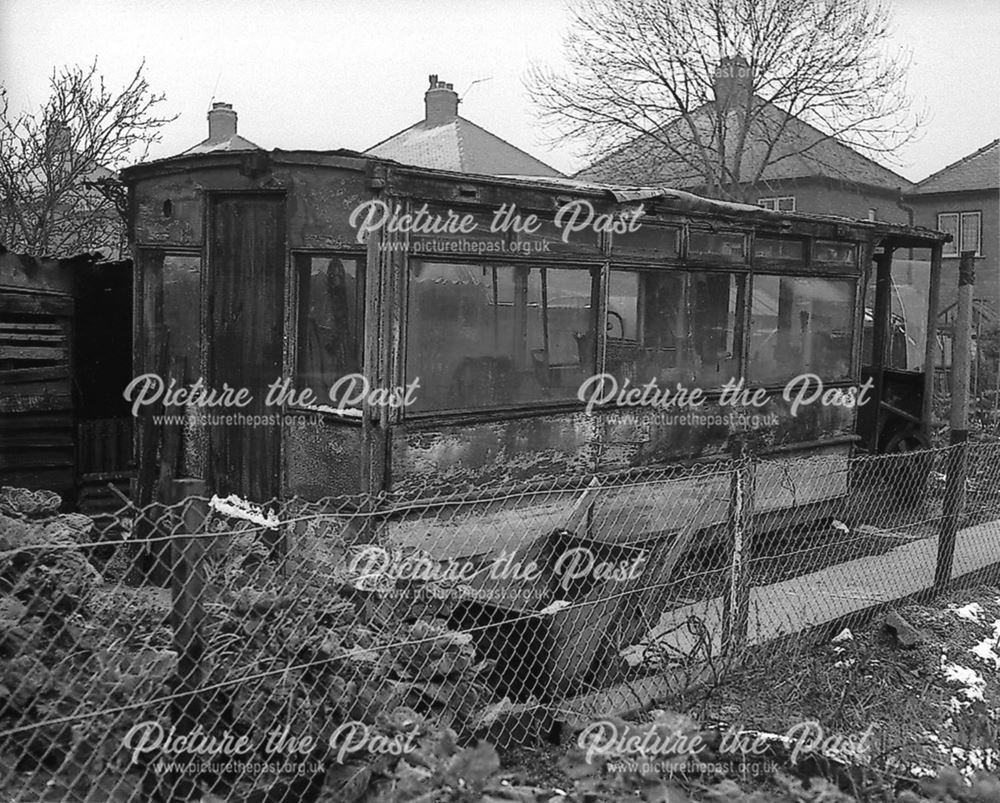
xmin=1 ymin=440 xmax=999 ymax=801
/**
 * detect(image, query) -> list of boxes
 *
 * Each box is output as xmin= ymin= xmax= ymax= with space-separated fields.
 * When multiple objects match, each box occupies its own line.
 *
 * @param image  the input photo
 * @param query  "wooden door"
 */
xmin=207 ymin=193 xmax=285 ymax=502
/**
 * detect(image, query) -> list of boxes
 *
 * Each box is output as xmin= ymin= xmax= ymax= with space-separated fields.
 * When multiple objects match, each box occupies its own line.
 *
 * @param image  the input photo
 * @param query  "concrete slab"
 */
xmin=623 ymin=517 xmax=1000 ymax=666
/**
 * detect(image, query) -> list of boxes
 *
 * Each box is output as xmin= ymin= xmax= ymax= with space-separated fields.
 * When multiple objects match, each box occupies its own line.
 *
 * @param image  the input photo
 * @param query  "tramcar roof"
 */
xmin=120 ymin=148 xmax=949 ymax=248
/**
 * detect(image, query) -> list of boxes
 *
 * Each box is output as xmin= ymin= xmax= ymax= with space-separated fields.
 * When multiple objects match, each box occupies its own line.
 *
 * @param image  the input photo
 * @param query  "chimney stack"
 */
xmin=45 ymin=121 xmax=72 ymax=174
xmin=207 ymin=102 xmax=238 ymax=142
xmin=424 ymin=75 xmax=459 ymax=126
xmin=713 ymin=55 xmax=752 ymax=110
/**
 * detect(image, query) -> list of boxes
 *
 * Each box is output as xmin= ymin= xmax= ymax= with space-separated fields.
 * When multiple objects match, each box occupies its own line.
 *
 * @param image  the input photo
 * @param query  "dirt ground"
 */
xmin=498 ymin=582 xmax=1000 ymax=801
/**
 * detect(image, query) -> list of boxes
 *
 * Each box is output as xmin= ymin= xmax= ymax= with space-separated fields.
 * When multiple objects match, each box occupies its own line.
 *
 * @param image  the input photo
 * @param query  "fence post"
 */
xmin=935 ymin=251 xmax=975 ymax=592
xmin=168 ymin=478 xmax=209 ymax=732
xmin=721 ymin=441 xmax=754 ymax=657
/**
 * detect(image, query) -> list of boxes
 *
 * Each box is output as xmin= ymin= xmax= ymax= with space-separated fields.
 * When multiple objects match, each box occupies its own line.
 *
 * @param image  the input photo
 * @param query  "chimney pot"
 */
xmin=424 ymin=75 xmax=459 ymax=126
xmin=714 ymin=55 xmax=752 ymax=109
xmin=207 ymin=102 xmax=238 ymax=142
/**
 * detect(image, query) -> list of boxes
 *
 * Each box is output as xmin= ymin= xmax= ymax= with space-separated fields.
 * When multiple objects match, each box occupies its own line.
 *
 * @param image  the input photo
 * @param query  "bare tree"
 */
xmin=527 ymin=0 xmax=923 ymax=201
xmin=0 ymin=60 xmax=176 ymax=257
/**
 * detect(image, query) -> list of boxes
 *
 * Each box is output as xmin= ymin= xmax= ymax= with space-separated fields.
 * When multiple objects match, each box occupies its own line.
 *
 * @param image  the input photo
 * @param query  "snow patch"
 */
xmin=831 ymin=628 xmax=853 ymax=643
xmin=940 ymin=657 xmax=986 ymax=701
xmin=969 ymin=619 xmax=1000 ymax=668
xmin=209 ymin=494 xmax=280 ymax=529
xmin=299 ymin=403 xmax=363 ymax=418
xmin=949 ymin=602 xmax=984 ymax=623
xmin=970 ymin=637 xmax=1000 ymax=669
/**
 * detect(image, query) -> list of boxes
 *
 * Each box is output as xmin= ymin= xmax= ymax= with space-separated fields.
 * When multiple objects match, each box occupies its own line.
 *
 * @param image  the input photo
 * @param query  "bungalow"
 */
xmin=574 ymin=56 xmax=914 ymax=224
xmin=905 ymin=139 xmax=999 ymax=315
xmin=365 ymin=75 xmax=562 ymax=178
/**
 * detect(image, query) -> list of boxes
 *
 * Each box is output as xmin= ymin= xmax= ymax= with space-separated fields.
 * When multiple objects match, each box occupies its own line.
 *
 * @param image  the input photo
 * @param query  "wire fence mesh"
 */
xmin=1 ymin=440 xmax=999 ymax=801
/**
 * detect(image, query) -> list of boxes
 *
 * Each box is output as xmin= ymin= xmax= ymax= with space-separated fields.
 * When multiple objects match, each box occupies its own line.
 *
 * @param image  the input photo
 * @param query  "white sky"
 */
xmin=1 ymin=0 xmax=998 ymax=181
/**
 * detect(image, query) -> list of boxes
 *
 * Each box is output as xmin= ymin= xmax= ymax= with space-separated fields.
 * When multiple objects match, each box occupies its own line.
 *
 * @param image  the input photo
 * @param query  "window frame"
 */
xmin=396 ymin=220 xmax=867 ymax=420
xmin=746 ymin=272 xmax=859 ymax=387
xmin=402 ymin=256 xmax=603 ymax=418
xmin=938 ymin=211 xmax=982 ymax=258
xmin=685 ymin=228 xmax=750 ymax=264
xmin=136 ymin=246 xmax=205 ymax=381
xmin=291 ymin=249 xmax=367 ymax=416
xmin=758 ymin=196 xmax=796 ymax=212
xmin=604 ymin=265 xmax=748 ymax=392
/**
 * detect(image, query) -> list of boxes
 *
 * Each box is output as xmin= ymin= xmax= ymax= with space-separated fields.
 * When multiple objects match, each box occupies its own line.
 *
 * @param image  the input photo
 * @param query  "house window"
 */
xmin=749 ymin=275 xmax=855 ymax=384
xmin=406 ymin=261 xmax=597 ymax=412
xmin=939 ymin=211 xmax=982 ymax=257
xmin=606 ymin=270 xmax=744 ymax=389
xmin=296 ymin=254 xmax=364 ymax=406
xmin=758 ymin=196 xmax=796 ymax=212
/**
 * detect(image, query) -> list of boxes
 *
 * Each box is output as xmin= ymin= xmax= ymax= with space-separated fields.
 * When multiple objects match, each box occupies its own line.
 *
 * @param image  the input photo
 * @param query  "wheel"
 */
xmin=882 ymin=429 xmax=932 ymax=508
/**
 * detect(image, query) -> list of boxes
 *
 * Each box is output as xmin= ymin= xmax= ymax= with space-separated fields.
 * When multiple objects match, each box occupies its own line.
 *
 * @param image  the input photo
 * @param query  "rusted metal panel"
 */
xmin=132 ymin=173 xmax=205 ymax=245
xmin=283 ymin=418 xmax=363 ymax=498
xmin=391 ymin=413 xmax=597 ymax=494
xmin=388 ymin=395 xmax=855 ymax=495
xmin=289 ymin=170 xmax=372 ymax=249
xmin=131 ymin=163 xmax=369 ymax=250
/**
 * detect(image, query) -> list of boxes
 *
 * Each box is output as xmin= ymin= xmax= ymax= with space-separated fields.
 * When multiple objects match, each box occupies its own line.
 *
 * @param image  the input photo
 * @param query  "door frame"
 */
xmin=203 ymin=188 xmax=288 ymax=501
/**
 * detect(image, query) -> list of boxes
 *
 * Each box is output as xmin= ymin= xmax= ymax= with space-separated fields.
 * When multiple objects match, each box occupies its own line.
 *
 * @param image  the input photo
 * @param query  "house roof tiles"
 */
xmin=575 ymin=99 xmax=913 ymax=193
xmin=911 ymin=139 xmax=999 ymax=195
xmin=366 ymin=117 xmax=562 ymax=177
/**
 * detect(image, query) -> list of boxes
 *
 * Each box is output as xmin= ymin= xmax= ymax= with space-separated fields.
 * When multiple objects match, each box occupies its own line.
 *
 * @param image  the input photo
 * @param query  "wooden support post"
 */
xmin=935 ymin=251 xmax=975 ymax=592
xmin=169 ymin=478 xmax=209 ymax=729
xmin=871 ymin=249 xmax=894 ymax=443
xmin=922 ymin=244 xmax=943 ymax=441
xmin=721 ymin=443 xmax=754 ymax=657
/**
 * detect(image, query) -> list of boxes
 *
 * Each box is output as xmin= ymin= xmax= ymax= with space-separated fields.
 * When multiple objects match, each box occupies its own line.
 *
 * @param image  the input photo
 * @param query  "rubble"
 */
xmin=884 ymin=611 xmax=929 ymax=648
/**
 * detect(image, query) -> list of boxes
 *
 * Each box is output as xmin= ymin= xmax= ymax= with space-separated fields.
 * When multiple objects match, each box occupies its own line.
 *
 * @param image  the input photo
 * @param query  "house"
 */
xmin=0 ymin=122 xmax=127 ymax=260
xmin=575 ymin=56 xmax=913 ymax=224
xmin=365 ymin=75 xmax=562 ymax=177
xmin=183 ymin=102 xmax=260 ymax=154
xmin=906 ymin=139 xmax=999 ymax=315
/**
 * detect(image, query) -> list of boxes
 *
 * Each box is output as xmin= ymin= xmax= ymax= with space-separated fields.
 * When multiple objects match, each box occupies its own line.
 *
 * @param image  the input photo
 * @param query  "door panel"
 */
xmin=208 ymin=193 xmax=285 ymax=501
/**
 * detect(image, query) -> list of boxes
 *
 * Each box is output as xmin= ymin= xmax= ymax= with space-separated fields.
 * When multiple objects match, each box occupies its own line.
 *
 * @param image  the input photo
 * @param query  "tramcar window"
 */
xmin=606 ymin=270 xmax=743 ymax=389
xmin=749 ymin=276 xmax=854 ymax=384
xmin=688 ymin=230 xmax=746 ymax=261
xmin=753 ymin=237 xmax=804 ymax=261
xmin=611 ymin=225 xmax=680 ymax=258
xmin=160 ymin=254 xmax=201 ymax=381
xmin=514 ymin=216 xmax=601 ymax=255
xmin=295 ymin=255 xmax=363 ymax=405
xmin=861 ymin=248 xmax=932 ymax=371
xmin=406 ymin=261 xmax=597 ymax=412
xmin=813 ymin=240 xmax=856 ymax=265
